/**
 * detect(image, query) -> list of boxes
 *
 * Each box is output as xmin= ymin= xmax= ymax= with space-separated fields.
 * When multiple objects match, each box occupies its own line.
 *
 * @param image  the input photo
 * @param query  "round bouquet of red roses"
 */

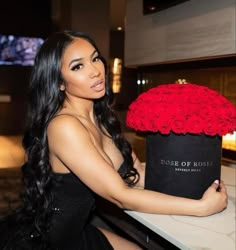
xmin=126 ymin=82 xmax=236 ymax=136
xmin=126 ymin=82 xmax=236 ymax=198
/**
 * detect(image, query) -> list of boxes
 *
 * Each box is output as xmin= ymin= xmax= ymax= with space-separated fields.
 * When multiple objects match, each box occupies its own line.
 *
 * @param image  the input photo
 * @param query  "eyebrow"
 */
xmin=68 ymin=50 xmax=98 ymax=67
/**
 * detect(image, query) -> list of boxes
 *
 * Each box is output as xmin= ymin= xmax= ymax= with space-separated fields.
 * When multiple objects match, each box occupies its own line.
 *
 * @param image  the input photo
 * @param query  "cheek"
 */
xmin=65 ymin=73 xmax=87 ymax=88
xmin=70 ymin=80 xmax=88 ymax=94
xmin=100 ymin=64 xmax=105 ymax=75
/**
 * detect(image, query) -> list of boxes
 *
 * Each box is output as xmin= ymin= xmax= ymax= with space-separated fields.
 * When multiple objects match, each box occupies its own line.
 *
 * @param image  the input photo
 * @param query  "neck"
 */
xmin=61 ymin=98 xmax=96 ymax=121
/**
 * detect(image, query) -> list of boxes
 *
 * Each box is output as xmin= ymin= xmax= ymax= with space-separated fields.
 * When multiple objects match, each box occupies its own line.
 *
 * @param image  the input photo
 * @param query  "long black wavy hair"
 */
xmin=5 ymin=30 xmax=139 ymax=247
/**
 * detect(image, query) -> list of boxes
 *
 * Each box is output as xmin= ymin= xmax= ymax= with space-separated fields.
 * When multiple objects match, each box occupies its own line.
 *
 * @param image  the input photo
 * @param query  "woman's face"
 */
xmin=60 ymin=38 xmax=105 ymax=100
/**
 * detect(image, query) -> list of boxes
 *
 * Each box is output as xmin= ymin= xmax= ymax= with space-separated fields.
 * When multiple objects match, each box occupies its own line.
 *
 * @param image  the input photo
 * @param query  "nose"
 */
xmin=89 ymin=63 xmax=100 ymax=78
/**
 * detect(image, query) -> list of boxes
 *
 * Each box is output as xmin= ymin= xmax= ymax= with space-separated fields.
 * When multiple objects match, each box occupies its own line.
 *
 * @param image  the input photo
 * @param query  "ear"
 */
xmin=60 ymin=84 xmax=66 ymax=91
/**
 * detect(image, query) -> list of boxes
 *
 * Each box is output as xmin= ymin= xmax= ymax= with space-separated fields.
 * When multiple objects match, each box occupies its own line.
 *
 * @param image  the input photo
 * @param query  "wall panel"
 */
xmin=125 ymin=0 xmax=236 ymax=67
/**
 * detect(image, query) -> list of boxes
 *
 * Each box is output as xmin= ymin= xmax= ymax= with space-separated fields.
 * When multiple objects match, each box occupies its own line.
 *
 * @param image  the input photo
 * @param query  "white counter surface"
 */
xmin=126 ymin=166 xmax=236 ymax=250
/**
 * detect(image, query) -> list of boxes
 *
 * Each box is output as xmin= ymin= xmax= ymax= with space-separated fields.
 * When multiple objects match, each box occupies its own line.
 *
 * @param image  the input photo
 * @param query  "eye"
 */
xmin=71 ymin=64 xmax=83 ymax=71
xmin=93 ymin=55 xmax=101 ymax=62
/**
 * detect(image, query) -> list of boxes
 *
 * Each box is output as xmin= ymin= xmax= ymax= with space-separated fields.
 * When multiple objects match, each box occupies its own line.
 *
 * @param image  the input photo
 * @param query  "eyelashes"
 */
xmin=93 ymin=55 xmax=101 ymax=62
xmin=71 ymin=64 xmax=83 ymax=71
xmin=70 ymin=55 xmax=101 ymax=71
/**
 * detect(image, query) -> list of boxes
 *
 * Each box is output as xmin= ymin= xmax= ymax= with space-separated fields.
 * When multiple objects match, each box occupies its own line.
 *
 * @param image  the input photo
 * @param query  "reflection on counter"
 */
xmin=222 ymin=131 xmax=236 ymax=164
xmin=222 ymin=131 xmax=236 ymax=151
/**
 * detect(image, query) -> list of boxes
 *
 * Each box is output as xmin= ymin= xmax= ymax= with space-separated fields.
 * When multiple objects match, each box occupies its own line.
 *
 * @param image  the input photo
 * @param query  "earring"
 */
xmin=60 ymin=85 xmax=65 ymax=91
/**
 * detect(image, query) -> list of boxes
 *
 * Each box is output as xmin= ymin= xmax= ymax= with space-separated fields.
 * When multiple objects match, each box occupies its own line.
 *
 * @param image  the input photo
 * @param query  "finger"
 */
xmin=219 ymin=181 xmax=226 ymax=193
xmin=211 ymin=179 xmax=220 ymax=190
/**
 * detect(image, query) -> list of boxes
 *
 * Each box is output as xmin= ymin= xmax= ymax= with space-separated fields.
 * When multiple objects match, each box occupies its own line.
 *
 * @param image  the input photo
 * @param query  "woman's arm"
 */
xmin=47 ymin=116 xmax=227 ymax=217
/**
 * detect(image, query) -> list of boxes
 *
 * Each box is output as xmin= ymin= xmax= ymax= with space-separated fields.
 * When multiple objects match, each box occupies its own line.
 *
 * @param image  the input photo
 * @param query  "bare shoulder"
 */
xmin=48 ymin=114 xmax=86 ymax=135
xmin=47 ymin=114 xmax=91 ymax=149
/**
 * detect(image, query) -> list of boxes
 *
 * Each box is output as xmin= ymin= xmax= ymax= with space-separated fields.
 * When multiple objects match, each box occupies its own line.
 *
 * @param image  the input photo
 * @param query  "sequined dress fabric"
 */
xmin=49 ymin=172 xmax=114 ymax=250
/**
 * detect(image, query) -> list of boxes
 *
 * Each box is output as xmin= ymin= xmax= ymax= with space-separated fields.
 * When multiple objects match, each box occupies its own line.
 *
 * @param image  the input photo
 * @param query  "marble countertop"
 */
xmin=126 ymin=165 xmax=236 ymax=250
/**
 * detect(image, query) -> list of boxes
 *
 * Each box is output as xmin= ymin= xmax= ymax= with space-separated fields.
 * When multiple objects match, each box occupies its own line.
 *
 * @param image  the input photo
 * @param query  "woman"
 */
xmin=1 ymin=31 xmax=227 ymax=250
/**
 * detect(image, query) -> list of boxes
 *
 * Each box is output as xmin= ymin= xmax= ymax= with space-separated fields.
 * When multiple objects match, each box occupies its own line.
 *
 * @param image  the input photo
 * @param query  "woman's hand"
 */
xmin=198 ymin=180 xmax=227 ymax=216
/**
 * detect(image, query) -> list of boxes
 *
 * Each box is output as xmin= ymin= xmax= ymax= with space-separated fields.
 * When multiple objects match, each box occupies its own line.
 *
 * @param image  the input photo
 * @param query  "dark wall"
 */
xmin=0 ymin=0 xmax=53 ymax=38
xmin=0 ymin=66 xmax=31 ymax=134
xmin=0 ymin=0 xmax=53 ymax=135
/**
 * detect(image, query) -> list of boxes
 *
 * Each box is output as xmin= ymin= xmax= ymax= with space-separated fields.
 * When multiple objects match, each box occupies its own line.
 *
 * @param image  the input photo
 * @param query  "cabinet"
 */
xmin=140 ymin=66 xmax=236 ymax=106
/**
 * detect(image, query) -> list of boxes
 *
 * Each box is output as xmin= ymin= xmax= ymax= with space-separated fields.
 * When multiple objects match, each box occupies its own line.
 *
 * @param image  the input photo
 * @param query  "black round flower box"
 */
xmin=145 ymin=132 xmax=222 ymax=199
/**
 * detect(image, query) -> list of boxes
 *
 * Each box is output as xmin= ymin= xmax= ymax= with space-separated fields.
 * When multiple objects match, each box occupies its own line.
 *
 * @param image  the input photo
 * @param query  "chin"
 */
xmin=93 ymin=91 xmax=106 ymax=100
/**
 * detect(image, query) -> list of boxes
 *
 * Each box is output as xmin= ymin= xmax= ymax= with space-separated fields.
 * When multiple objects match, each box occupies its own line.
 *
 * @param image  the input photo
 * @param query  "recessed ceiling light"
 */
xmin=149 ymin=6 xmax=156 ymax=11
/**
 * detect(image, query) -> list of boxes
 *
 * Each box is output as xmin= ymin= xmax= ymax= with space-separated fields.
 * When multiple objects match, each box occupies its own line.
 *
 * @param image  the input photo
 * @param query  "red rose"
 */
xmin=156 ymin=118 xmax=171 ymax=134
xmin=171 ymin=118 xmax=187 ymax=134
xmin=203 ymin=118 xmax=220 ymax=136
xmin=186 ymin=115 xmax=203 ymax=135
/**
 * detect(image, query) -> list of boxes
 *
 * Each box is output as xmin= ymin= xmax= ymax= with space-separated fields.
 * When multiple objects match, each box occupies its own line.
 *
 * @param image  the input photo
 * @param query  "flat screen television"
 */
xmin=0 ymin=34 xmax=44 ymax=66
xmin=143 ymin=0 xmax=190 ymax=15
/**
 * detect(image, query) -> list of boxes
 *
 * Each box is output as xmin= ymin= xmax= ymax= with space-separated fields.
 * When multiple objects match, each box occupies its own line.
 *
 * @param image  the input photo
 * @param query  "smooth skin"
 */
xmin=47 ymin=38 xmax=227 ymax=250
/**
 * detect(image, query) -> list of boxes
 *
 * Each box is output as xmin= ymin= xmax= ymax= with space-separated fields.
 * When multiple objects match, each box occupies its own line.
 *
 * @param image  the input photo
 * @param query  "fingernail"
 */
xmin=214 ymin=180 xmax=219 ymax=184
